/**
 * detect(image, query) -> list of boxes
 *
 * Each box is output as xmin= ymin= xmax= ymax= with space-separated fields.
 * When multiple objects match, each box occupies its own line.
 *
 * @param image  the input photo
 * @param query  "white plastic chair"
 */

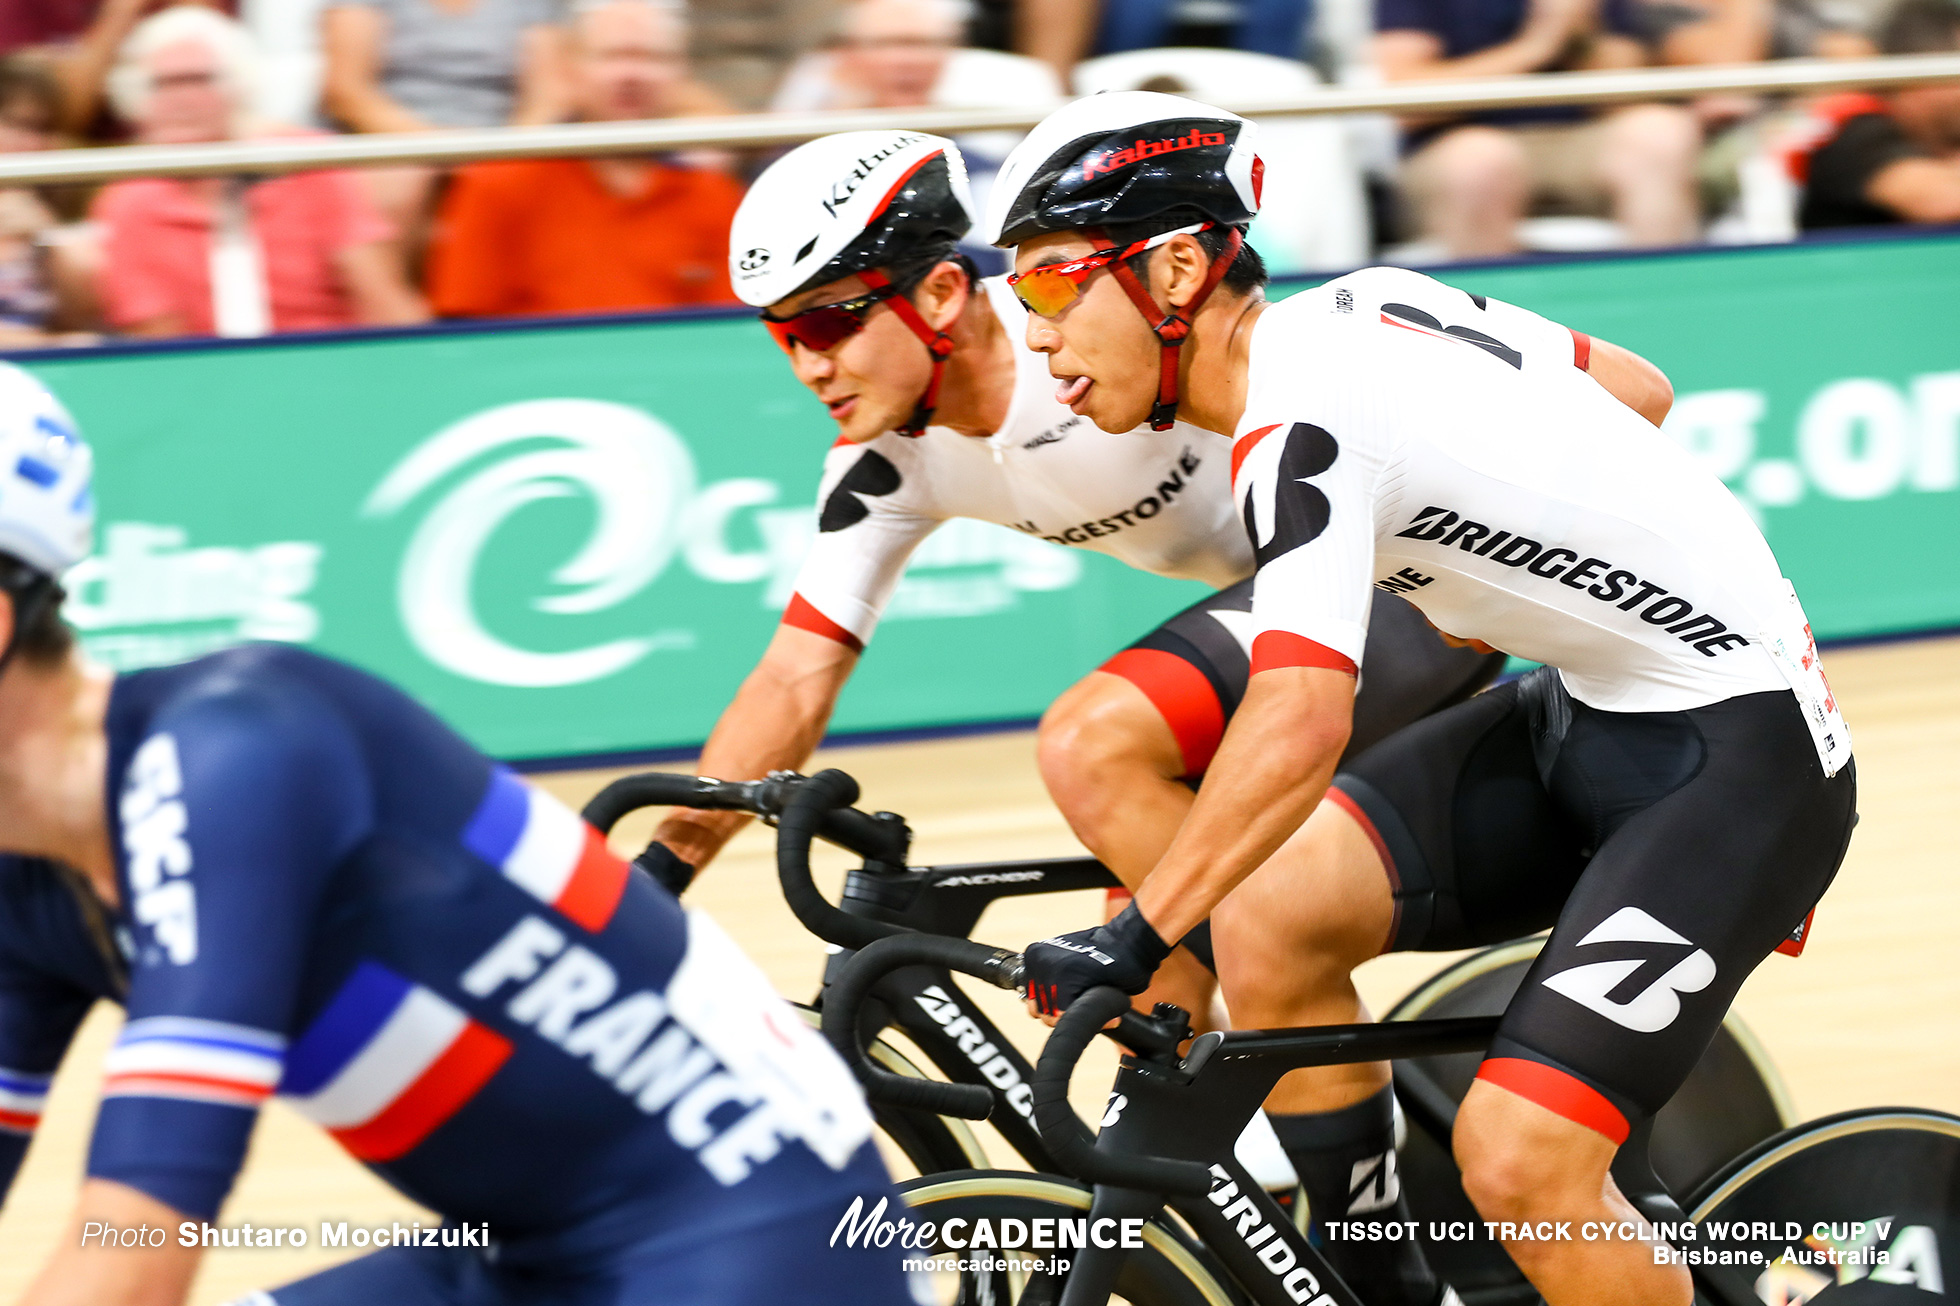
xmin=243 ymin=0 xmax=328 ymax=127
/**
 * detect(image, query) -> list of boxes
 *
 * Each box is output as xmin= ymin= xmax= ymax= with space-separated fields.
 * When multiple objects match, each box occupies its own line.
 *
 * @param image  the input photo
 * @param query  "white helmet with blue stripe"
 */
xmin=0 ymin=362 xmax=92 ymax=578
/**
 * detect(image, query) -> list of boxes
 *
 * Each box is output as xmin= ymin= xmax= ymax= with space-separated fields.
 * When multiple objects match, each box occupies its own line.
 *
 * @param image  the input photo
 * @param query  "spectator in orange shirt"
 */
xmin=426 ymin=0 xmax=744 ymax=319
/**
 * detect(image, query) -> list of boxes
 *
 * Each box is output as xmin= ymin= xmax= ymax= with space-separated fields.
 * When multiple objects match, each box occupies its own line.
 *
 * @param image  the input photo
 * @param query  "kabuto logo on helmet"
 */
xmin=819 ymin=134 xmax=928 ymax=220
xmin=736 ymin=247 xmax=770 ymax=274
xmin=1080 ymin=128 xmax=1230 ymax=180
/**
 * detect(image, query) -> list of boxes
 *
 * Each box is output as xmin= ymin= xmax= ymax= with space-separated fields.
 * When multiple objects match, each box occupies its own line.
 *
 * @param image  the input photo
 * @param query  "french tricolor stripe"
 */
xmin=102 ymin=1018 xmax=286 ymax=1110
xmin=281 ymin=961 xmax=511 ymax=1163
xmin=463 ymin=769 xmax=628 ymax=932
xmin=0 ymin=1066 xmax=52 ymax=1133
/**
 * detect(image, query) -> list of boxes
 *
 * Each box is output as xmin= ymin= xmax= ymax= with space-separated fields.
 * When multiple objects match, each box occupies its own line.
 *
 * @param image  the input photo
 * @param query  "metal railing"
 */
xmin=0 ymin=53 xmax=1956 ymax=186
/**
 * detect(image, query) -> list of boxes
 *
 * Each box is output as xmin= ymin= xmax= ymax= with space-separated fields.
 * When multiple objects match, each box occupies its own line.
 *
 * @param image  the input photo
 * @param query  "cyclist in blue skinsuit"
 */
xmin=0 ymin=364 xmax=918 ymax=1306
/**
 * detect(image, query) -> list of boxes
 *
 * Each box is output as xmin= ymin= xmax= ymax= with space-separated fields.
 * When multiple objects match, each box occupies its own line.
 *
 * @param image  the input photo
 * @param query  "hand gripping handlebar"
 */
xmin=1031 ymin=987 xmax=1213 ymax=1197
xmin=820 ymin=931 xmax=1026 ymax=1120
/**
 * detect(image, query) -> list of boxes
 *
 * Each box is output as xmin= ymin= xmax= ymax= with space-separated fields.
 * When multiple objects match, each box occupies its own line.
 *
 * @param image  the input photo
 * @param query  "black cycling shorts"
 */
xmin=1329 ymin=668 xmax=1857 ymax=1137
xmin=1100 ymin=580 xmax=1506 ymax=778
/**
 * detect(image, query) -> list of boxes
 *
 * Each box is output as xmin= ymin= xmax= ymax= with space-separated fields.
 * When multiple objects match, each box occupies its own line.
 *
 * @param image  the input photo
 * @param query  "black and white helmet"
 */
xmin=729 ymin=130 xmax=976 ymax=308
xmin=982 ymin=91 xmax=1262 ymax=249
xmin=983 ymin=93 xmax=1264 ymax=431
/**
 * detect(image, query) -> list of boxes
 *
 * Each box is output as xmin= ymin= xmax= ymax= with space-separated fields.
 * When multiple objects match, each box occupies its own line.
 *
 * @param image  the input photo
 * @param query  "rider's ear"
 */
xmin=0 ymin=591 xmax=14 ymax=661
xmin=918 ymin=260 xmax=970 ymax=332
xmin=1162 ymin=236 xmax=1213 ymax=313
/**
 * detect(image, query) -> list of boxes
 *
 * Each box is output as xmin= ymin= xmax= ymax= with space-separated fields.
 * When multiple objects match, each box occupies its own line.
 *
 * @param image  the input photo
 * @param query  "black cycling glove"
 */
xmin=1024 ymin=902 xmax=1173 ymax=1016
xmin=635 ymin=842 xmax=696 ymax=898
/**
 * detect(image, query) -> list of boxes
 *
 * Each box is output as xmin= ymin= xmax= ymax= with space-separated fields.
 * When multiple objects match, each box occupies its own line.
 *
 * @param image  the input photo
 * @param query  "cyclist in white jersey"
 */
xmin=993 ymin=94 xmax=1855 ymax=1306
xmin=641 ymin=131 xmax=1507 ymax=1040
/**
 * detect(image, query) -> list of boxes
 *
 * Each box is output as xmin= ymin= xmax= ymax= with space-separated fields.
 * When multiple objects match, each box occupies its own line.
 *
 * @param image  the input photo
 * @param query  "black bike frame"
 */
xmin=821 ymin=854 xmax=1121 ymax=1173
xmin=1016 ymin=997 xmax=1762 ymax=1306
xmin=1056 ymin=1018 xmax=1498 ymax=1306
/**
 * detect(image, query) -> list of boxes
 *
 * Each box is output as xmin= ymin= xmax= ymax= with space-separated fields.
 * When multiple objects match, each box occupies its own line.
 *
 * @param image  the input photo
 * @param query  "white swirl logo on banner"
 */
xmin=364 ymin=399 xmax=696 ymax=687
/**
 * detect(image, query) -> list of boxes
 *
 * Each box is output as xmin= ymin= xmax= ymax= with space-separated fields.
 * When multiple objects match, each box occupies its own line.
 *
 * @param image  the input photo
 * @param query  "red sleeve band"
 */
xmin=782 ymin=593 xmax=864 ymax=653
xmin=1248 ymin=631 xmax=1358 ymax=678
xmin=1098 ymin=648 xmax=1226 ymax=779
xmin=1571 ymin=329 xmax=1592 ymax=372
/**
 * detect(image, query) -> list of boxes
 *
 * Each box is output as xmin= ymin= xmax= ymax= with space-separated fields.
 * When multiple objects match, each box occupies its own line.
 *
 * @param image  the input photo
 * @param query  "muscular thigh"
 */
xmin=1213 ymin=793 xmax=1401 ymax=1005
xmin=1100 ymin=579 xmax=1503 ymax=779
xmin=1328 ymin=671 xmax=1591 ymax=954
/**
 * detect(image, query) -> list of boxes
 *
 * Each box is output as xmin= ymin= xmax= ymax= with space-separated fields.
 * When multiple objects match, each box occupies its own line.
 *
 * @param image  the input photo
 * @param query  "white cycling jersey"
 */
xmin=1232 ymin=266 xmax=1849 ymax=771
xmin=785 ymin=275 xmax=1250 ymax=649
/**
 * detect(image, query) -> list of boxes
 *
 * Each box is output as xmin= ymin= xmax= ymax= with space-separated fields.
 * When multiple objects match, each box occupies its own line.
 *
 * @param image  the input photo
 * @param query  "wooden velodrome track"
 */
xmin=2 ymin=636 xmax=1956 ymax=1303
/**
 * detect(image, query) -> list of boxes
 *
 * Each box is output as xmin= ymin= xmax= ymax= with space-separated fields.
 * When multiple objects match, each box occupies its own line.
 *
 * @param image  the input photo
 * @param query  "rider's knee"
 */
xmin=1210 ymin=891 xmax=1353 ymax=1020
xmin=1037 ymin=675 xmax=1182 ymax=814
xmin=1453 ymin=1088 xmax=1609 ymax=1222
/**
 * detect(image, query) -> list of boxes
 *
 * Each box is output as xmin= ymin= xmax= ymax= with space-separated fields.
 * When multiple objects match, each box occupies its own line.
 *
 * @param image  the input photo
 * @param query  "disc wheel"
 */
xmin=793 ymin=1002 xmax=990 ymax=1180
xmin=1684 ymin=1108 xmax=1960 ymax=1305
xmin=898 ymin=1170 xmax=1244 ymax=1306
xmin=1384 ymin=938 xmax=1794 ymax=1305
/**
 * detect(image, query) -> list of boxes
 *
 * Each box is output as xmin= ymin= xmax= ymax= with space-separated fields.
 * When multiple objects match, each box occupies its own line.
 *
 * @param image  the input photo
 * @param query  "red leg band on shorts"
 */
xmin=1324 ymin=785 xmax=1402 ymax=953
xmin=1324 ymin=787 xmax=1398 ymax=890
xmin=1571 ymin=329 xmax=1593 ymax=372
xmin=1476 ymin=1057 xmax=1630 ymax=1145
xmin=782 ymin=593 xmax=864 ymax=653
xmin=1098 ymin=648 xmax=1226 ymax=778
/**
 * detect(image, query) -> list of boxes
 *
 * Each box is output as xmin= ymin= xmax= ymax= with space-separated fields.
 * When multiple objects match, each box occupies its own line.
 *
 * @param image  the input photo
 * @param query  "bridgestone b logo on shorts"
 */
xmin=1394 ymin=506 xmax=1753 ymax=658
xmin=1541 ymin=907 xmax=1716 ymax=1033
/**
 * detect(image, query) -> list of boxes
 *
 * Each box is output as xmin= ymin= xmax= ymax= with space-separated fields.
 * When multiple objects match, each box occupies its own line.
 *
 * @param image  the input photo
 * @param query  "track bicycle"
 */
xmin=584 ymin=767 xmax=1823 ymax=1295
xmin=827 ymin=927 xmax=1960 ymax=1306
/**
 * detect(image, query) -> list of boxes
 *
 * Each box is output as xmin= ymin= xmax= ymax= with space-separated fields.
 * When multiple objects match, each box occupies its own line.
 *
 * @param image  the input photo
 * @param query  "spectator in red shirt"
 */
xmin=92 ymin=6 xmax=427 ymax=336
xmin=425 ymin=0 xmax=743 ymax=319
xmin=1794 ymin=0 xmax=1960 ymax=228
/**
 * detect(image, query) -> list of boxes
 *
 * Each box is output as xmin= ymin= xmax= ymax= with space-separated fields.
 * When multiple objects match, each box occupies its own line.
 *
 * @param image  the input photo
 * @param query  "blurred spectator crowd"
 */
xmin=0 ymin=0 xmax=1954 ymax=344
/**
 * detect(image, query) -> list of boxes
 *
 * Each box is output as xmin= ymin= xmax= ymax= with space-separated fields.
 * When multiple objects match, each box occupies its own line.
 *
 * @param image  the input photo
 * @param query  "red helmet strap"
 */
xmin=859 ymin=268 xmax=957 ymax=438
xmin=1092 ymin=225 xmax=1243 ymax=431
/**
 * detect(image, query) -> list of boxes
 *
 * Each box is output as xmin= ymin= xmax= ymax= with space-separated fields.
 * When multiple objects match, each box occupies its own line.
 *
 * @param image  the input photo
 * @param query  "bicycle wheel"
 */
xmin=1385 ymin=938 xmax=1794 ymax=1304
xmin=898 ymin=1170 xmax=1244 ymax=1306
xmin=793 ymin=1002 xmax=990 ymax=1179
xmin=1685 ymin=1108 xmax=1960 ymax=1304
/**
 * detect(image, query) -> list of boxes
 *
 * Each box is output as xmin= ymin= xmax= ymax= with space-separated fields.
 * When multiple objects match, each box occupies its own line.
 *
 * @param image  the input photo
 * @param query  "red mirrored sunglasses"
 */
xmin=759 ymin=282 xmax=903 ymax=354
xmin=1006 ymin=221 xmax=1211 ymax=318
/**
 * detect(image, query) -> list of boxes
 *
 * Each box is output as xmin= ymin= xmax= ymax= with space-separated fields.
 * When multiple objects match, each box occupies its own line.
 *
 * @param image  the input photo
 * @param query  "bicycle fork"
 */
xmin=1056 ymin=1053 xmax=1368 ymax=1306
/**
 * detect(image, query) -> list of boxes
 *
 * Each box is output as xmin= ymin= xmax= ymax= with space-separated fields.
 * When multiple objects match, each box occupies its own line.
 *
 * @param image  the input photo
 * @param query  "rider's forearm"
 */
xmin=1132 ymin=667 xmax=1353 ymax=942
xmin=651 ymin=629 xmax=857 ymax=869
xmin=22 ymin=1180 xmax=203 ymax=1306
xmin=1585 ymin=336 xmax=1674 ymax=427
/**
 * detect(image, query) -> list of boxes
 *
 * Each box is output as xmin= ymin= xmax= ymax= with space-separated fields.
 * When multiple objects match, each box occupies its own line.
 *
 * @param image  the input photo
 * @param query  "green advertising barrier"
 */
xmin=14 ymin=230 xmax=1960 ymax=762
